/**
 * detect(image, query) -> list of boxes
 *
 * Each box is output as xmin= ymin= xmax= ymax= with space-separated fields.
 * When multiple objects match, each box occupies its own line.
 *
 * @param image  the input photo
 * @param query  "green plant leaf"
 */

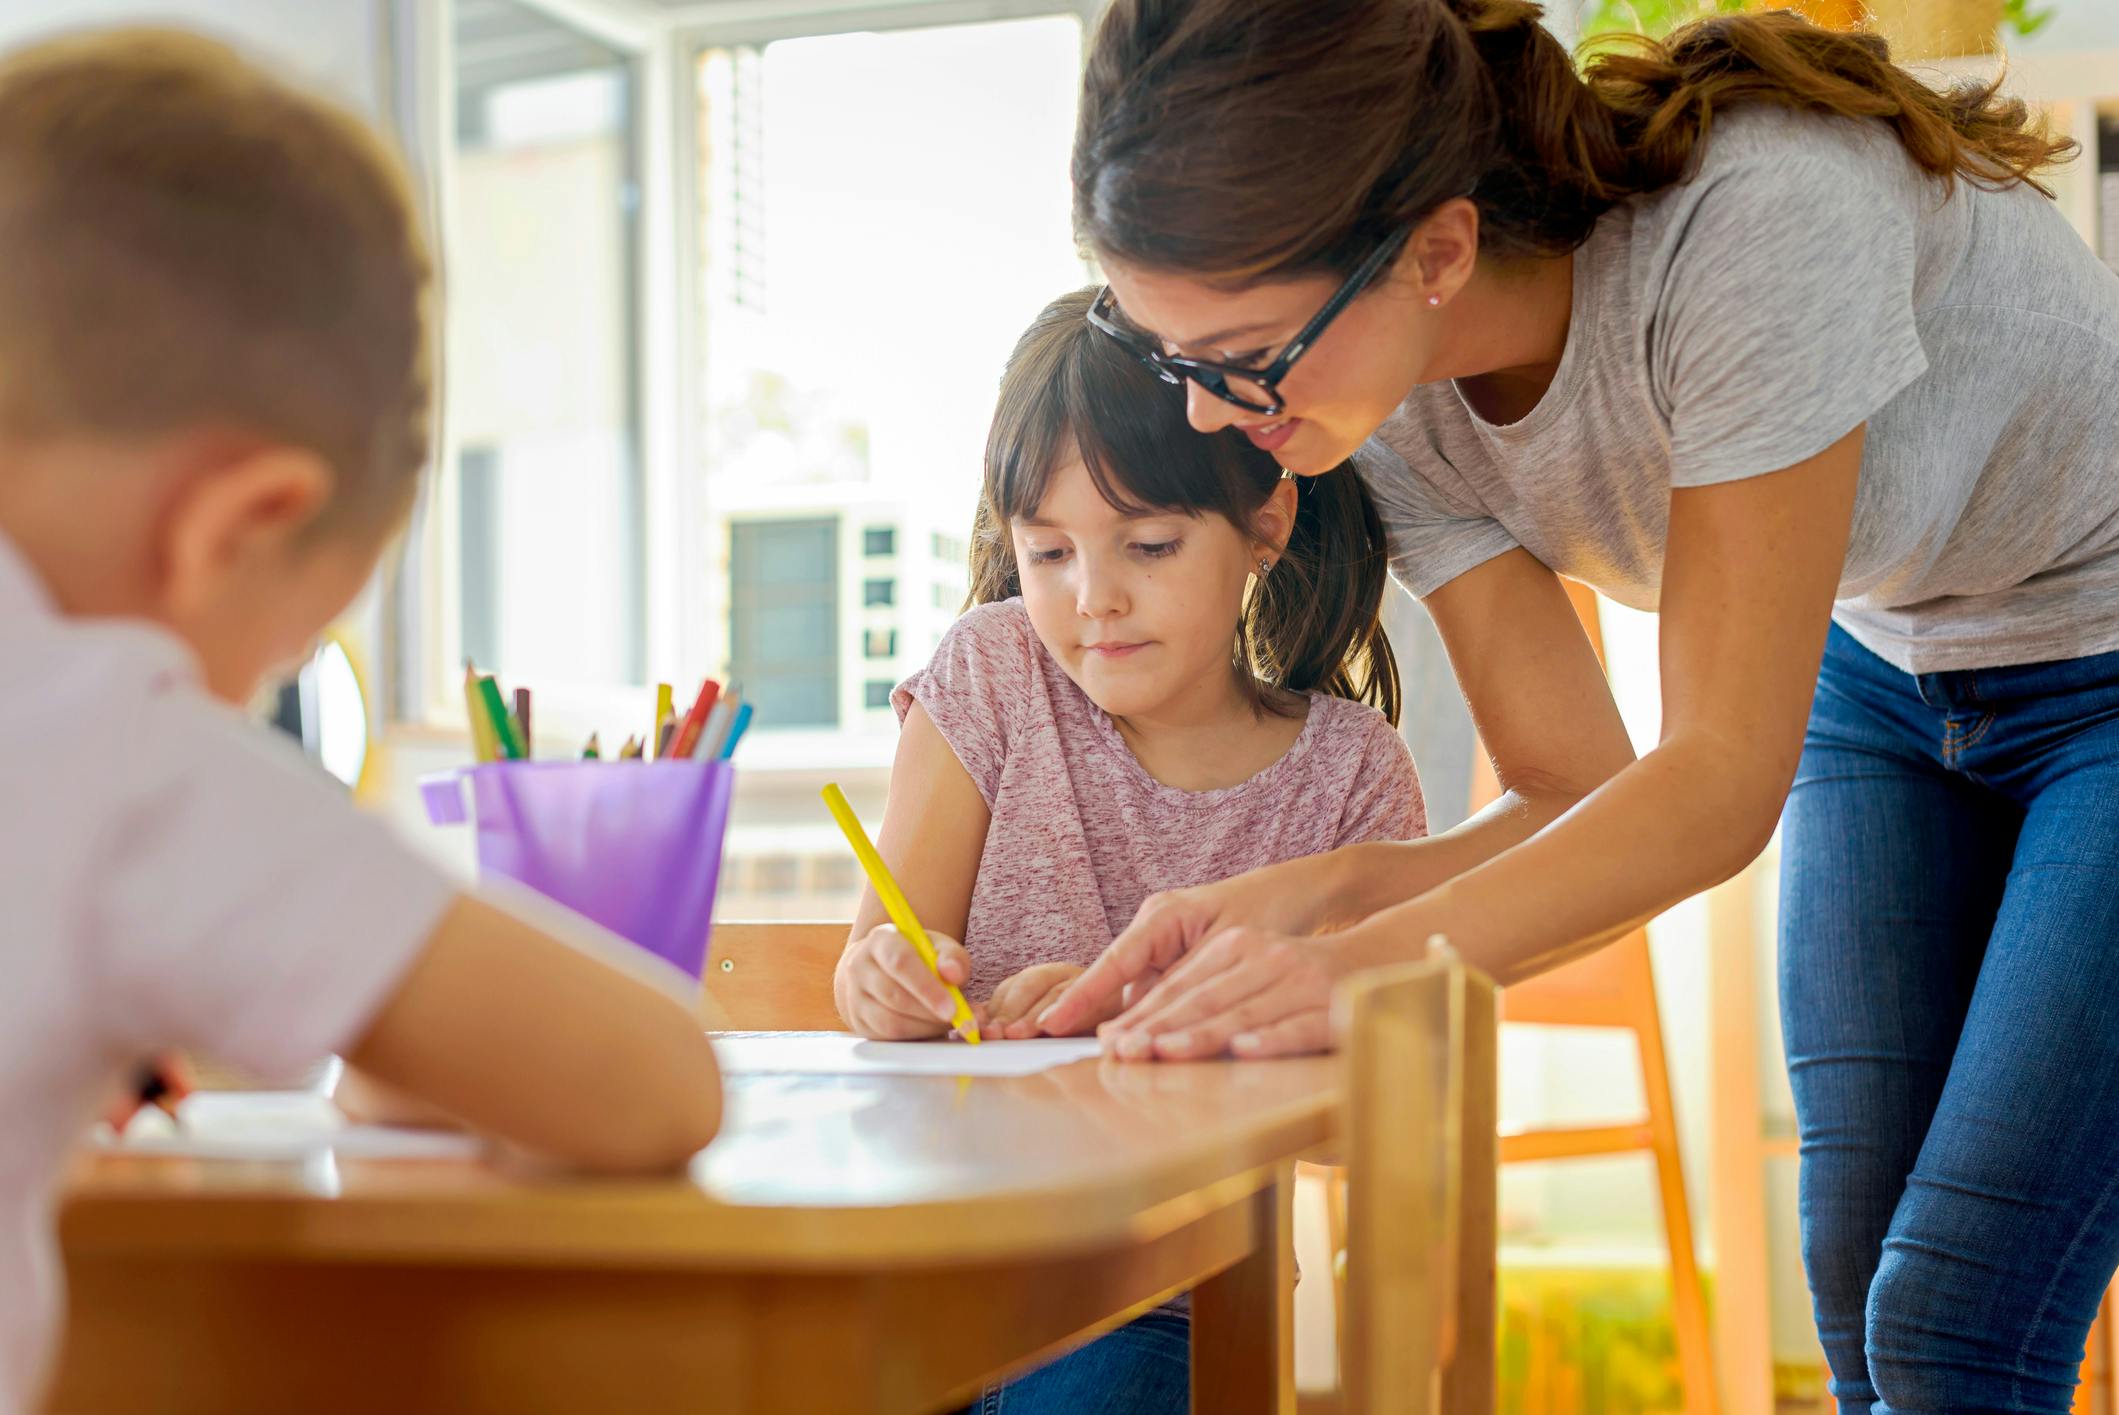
xmin=2002 ymin=0 xmax=2059 ymax=37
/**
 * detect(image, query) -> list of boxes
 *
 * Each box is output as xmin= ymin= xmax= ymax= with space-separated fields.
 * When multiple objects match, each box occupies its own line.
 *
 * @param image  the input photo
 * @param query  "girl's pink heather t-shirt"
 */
xmin=893 ymin=598 xmax=1428 ymax=1003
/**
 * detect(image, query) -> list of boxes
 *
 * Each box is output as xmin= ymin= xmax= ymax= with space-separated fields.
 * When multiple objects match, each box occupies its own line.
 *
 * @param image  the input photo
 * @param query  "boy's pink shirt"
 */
xmin=893 ymin=598 xmax=1428 ymax=1004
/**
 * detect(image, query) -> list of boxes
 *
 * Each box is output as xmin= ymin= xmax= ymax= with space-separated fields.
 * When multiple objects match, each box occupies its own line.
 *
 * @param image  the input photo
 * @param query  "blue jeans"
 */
xmin=1780 ymin=625 xmax=2119 ymax=1414
xmin=952 ymin=1310 xmax=1189 ymax=1415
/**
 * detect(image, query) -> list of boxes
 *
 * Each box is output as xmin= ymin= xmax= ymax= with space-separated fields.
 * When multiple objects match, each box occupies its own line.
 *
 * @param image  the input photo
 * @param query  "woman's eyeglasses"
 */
xmin=1085 ymin=225 xmax=1413 ymax=418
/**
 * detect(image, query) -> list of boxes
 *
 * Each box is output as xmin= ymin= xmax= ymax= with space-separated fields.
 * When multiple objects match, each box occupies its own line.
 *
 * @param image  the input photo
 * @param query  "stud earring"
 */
xmin=1427 ymin=292 xmax=1443 ymax=307
xmin=1257 ymin=558 xmax=1273 ymax=576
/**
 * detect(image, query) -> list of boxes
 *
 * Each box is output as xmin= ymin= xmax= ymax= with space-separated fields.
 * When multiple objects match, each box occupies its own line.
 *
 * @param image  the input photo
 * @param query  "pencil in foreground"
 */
xmin=820 ymin=782 xmax=981 ymax=1044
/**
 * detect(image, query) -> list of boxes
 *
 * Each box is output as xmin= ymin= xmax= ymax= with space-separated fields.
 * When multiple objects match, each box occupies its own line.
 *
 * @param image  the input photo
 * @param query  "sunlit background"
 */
xmin=11 ymin=0 xmax=2116 ymax=1409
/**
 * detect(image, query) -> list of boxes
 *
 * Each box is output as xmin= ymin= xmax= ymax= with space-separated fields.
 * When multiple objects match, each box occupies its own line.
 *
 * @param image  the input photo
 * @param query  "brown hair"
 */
xmin=0 ymin=28 xmax=432 ymax=532
xmin=1075 ymin=0 xmax=2078 ymax=276
xmin=972 ymin=288 xmax=1401 ymax=724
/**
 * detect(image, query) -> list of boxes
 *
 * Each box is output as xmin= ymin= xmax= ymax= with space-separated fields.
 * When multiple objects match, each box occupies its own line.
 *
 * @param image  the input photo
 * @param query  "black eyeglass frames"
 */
xmin=1084 ymin=225 xmax=1413 ymax=418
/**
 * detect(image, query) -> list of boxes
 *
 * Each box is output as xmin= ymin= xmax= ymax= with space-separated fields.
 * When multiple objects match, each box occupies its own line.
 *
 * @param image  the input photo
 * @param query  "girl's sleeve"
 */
xmin=890 ymin=600 xmax=1040 ymax=807
xmin=1334 ymin=711 xmax=1430 ymax=846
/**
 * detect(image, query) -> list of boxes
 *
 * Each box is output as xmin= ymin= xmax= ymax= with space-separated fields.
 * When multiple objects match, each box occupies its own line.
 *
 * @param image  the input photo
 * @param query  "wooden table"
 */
xmin=51 ymin=1046 xmax=1340 ymax=1414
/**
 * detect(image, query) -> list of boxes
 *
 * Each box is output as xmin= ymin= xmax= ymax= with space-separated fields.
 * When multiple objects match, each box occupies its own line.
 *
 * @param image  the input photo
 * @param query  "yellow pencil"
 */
xmin=651 ymin=682 xmax=674 ymax=759
xmin=821 ymin=783 xmax=981 ymax=1044
xmin=463 ymin=663 xmax=499 ymax=763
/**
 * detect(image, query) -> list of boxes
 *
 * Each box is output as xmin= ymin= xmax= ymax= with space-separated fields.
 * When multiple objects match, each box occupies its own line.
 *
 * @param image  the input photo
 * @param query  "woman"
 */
xmin=1034 ymin=1 xmax=2119 ymax=1409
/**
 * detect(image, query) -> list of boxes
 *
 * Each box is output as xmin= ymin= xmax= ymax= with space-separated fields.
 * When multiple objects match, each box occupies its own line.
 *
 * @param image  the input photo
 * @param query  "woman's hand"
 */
xmin=988 ymin=962 xmax=1111 ymax=1039
xmin=836 ymin=924 xmax=975 ymax=1040
xmin=1034 ymin=853 xmax=1351 ymax=1039
xmin=1096 ymin=927 xmax=1365 ymax=1061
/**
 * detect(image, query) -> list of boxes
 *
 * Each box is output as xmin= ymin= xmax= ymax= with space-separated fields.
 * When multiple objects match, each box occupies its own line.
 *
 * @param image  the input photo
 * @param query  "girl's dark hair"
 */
xmin=1074 ymin=0 xmax=2078 ymax=277
xmin=972 ymin=288 xmax=1400 ymax=725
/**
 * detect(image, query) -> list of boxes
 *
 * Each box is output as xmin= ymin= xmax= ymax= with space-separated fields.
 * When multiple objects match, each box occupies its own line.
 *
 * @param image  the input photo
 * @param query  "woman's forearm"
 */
xmin=1315 ymin=782 xmax=1589 ymax=930
xmin=1333 ymin=732 xmax=1781 ymax=985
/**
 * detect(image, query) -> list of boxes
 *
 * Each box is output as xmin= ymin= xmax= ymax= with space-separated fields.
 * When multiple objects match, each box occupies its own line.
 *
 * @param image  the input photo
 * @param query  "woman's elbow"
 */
xmin=1707 ymin=774 xmax=1788 ymax=885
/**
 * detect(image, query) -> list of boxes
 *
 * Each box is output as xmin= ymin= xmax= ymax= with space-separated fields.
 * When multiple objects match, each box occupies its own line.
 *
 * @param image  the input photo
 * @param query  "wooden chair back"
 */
xmin=700 ymin=921 xmax=848 ymax=1031
xmin=1336 ymin=946 xmax=1499 ymax=1414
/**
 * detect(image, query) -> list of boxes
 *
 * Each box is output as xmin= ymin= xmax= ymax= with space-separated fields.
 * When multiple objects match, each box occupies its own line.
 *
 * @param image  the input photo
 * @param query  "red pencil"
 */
xmin=667 ymin=678 xmax=720 ymax=759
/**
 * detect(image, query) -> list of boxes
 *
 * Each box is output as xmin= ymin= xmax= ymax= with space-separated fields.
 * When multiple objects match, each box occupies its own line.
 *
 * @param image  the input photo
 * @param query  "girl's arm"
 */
xmin=1048 ymin=428 xmax=1861 ymax=1055
xmin=833 ymin=701 xmax=994 ymax=1038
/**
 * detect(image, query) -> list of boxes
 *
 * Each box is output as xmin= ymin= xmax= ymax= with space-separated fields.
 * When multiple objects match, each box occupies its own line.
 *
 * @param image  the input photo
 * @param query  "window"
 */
xmin=457 ymin=445 xmax=502 ymax=669
xmin=864 ymin=628 xmax=897 ymax=659
xmin=694 ymin=14 xmax=1087 ymax=733
xmin=729 ymin=518 xmax=839 ymax=727
xmin=934 ymin=583 xmax=953 ymax=610
xmin=446 ymin=0 xmax=643 ymax=689
xmin=864 ymin=680 xmax=894 ymax=710
xmin=931 ymin=533 xmax=966 ymax=565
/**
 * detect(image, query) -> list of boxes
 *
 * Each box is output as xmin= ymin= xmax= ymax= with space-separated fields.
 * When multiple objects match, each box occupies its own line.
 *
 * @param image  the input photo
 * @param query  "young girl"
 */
xmin=834 ymin=287 xmax=1426 ymax=1411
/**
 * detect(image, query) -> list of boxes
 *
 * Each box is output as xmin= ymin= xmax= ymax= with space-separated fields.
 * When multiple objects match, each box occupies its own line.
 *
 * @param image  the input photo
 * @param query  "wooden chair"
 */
xmin=1482 ymin=581 xmax=1716 ymax=1415
xmin=1335 ymin=941 xmax=1499 ymax=1414
xmin=699 ymin=921 xmax=848 ymax=1031
xmin=1325 ymin=579 xmax=1718 ymax=1412
xmin=2073 ymin=1290 xmax=2115 ymax=1415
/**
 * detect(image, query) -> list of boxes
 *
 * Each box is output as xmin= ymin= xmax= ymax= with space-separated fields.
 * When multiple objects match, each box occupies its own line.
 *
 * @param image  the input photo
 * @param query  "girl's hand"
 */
xmin=1036 ymin=855 xmax=1343 ymax=1039
xmin=1098 ymin=927 xmax=1361 ymax=1062
xmin=837 ymin=924 xmax=975 ymax=1040
xmin=988 ymin=962 xmax=1109 ymax=1039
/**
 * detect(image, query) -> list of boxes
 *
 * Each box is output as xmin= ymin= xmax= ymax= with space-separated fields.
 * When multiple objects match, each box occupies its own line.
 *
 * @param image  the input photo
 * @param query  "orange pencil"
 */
xmin=667 ymin=678 xmax=721 ymax=759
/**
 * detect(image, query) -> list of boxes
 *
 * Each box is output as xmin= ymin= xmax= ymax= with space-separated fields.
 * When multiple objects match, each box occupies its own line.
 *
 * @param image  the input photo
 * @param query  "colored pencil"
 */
xmin=821 ymin=783 xmax=980 ymax=1044
xmin=651 ymin=683 xmax=674 ymax=759
xmin=475 ymin=675 xmax=525 ymax=760
xmin=463 ymin=664 xmax=499 ymax=763
xmin=716 ymin=701 xmax=755 ymax=760
xmin=667 ymin=678 xmax=721 ymax=760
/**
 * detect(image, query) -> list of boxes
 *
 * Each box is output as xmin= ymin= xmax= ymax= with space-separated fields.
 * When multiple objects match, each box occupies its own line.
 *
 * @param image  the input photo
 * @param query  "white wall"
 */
xmin=0 ymin=0 xmax=390 ymax=116
xmin=2018 ymin=0 xmax=2119 ymax=56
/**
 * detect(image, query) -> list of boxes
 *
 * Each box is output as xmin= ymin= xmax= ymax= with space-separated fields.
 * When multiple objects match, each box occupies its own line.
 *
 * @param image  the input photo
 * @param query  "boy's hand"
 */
xmin=838 ymin=924 xmax=975 ymax=1040
xmin=333 ymin=1064 xmax=463 ymax=1130
xmin=101 ymin=1053 xmax=193 ymax=1134
xmin=989 ymin=962 xmax=1119 ymax=1039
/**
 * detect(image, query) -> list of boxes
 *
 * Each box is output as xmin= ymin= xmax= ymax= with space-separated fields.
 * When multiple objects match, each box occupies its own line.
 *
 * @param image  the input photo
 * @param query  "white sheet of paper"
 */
xmin=711 ymin=1033 xmax=1103 ymax=1078
xmin=90 ymin=1091 xmax=482 ymax=1162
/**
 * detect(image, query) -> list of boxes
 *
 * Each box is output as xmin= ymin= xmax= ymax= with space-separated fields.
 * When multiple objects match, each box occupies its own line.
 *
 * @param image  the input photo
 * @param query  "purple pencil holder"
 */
xmin=420 ymin=760 xmax=735 ymax=981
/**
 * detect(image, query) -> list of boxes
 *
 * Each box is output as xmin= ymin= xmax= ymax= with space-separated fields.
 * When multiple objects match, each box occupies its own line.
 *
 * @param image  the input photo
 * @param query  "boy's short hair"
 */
xmin=0 ymin=28 xmax=431 ymax=532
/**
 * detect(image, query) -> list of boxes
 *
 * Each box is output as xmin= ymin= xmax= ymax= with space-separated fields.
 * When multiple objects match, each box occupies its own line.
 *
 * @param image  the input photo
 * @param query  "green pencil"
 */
xmin=475 ymin=675 xmax=525 ymax=760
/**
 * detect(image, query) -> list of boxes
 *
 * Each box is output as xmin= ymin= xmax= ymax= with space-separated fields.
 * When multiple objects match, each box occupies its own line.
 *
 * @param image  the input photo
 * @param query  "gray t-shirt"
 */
xmin=1358 ymin=104 xmax=2119 ymax=674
